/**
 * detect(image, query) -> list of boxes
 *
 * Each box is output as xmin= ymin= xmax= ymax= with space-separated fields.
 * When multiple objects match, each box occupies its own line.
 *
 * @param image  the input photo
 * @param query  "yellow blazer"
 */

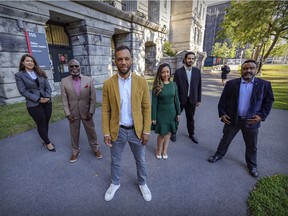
xmin=102 ymin=73 xmax=151 ymax=142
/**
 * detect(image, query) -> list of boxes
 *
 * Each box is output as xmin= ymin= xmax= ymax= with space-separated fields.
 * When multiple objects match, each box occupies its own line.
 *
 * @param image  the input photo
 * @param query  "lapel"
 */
xmin=79 ymin=75 xmax=86 ymax=97
xmin=249 ymin=78 xmax=259 ymax=105
xmin=180 ymin=67 xmax=189 ymax=85
xmin=235 ymin=78 xmax=241 ymax=103
xmin=111 ymin=74 xmax=120 ymax=110
xmin=131 ymin=73 xmax=137 ymax=105
xmin=22 ymin=71 xmax=40 ymax=87
xmin=23 ymin=71 xmax=33 ymax=81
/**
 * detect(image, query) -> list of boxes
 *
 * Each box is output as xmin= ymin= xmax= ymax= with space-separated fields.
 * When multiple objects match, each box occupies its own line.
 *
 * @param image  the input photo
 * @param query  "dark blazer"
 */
xmin=173 ymin=66 xmax=202 ymax=105
xmin=218 ymin=77 xmax=274 ymax=128
xmin=15 ymin=71 xmax=52 ymax=107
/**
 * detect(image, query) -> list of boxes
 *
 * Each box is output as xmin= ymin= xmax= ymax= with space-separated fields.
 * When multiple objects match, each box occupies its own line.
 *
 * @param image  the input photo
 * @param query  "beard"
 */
xmin=185 ymin=61 xmax=192 ymax=67
xmin=242 ymin=72 xmax=255 ymax=81
xmin=117 ymin=65 xmax=131 ymax=76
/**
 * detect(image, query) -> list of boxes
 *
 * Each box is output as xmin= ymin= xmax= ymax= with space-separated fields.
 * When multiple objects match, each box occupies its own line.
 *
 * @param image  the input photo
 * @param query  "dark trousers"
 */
xmin=27 ymin=102 xmax=52 ymax=144
xmin=215 ymin=119 xmax=259 ymax=168
xmin=181 ymin=101 xmax=196 ymax=136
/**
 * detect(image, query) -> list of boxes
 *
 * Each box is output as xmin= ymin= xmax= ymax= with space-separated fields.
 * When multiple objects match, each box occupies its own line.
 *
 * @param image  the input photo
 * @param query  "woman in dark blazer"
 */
xmin=15 ymin=54 xmax=55 ymax=152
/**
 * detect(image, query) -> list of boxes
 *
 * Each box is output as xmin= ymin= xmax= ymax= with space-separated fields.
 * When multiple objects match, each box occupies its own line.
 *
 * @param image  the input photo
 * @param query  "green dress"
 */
xmin=151 ymin=82 xmax=181 ymax=136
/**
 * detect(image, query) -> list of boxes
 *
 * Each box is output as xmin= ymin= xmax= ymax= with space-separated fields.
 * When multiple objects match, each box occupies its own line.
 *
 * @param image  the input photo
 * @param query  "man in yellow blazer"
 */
xmin=102 ymin=45 xmax=152 ymax=202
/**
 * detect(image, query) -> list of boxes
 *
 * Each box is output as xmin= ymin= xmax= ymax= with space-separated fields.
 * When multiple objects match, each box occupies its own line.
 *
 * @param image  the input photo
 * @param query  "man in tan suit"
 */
xmin=102 ymin=45 xmax=152 ymax=202
xmin=61 ymin=59 xmax=102 ymax=163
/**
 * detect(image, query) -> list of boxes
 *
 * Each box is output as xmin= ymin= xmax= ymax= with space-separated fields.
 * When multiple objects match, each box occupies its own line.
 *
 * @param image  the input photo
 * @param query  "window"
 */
xmin=45 ymin=23 xmax=69 ymax=46
xmin=164 ymin=0 xmax=167 ymax=9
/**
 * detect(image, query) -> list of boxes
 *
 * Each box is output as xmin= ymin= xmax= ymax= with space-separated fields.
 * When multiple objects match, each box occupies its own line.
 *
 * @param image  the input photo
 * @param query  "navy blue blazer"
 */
xmin=173 ymin=66 xmax=202 ymax=105
xmin=218 ymin=77 xmax=274 ymax=128
xmin=15 ymin=71 xmax=52 ymax=107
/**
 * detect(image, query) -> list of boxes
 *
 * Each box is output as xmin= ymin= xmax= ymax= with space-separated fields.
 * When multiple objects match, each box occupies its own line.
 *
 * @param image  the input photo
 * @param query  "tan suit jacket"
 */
xmin=102 ymin=73 xmax=151 ymax=142
xmin=61 ymin=75 xmax=96 ymax=118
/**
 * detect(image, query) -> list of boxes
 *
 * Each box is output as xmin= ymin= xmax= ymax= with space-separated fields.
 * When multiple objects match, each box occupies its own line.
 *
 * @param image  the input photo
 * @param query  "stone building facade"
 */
xmin=1 ymin=0 xmax=210 ymax=105
xmin=0 ymin=0 xmax=171 ymax=104
xmin=203 ymin=0 xmax=230 ymax=56
xmin=163 ymin=0 xmax=207 ymax=74
xmin=169 ymin=0 xmax=207 ymax=53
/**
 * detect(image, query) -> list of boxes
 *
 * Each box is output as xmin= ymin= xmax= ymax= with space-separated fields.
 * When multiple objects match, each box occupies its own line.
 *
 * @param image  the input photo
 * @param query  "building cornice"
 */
xmin=75 ymin=1 xmax=166 ymax=33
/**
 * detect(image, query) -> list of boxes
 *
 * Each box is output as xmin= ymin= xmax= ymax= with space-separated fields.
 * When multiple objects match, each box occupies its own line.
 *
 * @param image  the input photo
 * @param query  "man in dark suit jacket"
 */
xmin=208 ymin=60 xmax=274 ymax=178
xmin=172 ymin=51 xmax=202 ymax=143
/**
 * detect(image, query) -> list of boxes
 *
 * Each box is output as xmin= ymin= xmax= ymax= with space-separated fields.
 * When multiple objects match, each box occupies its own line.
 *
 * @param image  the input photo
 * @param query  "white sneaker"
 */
xmin=139 ymin=184 xmax=152 ymax=201
xmin=104 ymin=184 xmax=120 ymax=201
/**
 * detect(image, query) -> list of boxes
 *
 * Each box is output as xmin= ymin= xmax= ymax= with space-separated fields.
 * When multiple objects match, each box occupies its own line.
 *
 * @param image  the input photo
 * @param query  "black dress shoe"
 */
xmin=249 ymin=168 xmax=258 ymax=178
xmin=190 ymin=135 xmax=198 ymax=143
xmin=170 ymin=133 xmax=176 ymax=142
xmin=208 ymin=155 xmax=221 ymax=163
xmin=42 ymin=142 xmax=56 ymax=152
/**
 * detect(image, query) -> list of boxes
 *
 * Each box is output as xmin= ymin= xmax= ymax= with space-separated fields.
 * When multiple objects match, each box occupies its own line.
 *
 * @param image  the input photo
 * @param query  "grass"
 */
xmin=0 ymin=95 xmax=100 ymax=139
xmin=248 ymin=174 xmax=288 ymax=216
xmin=261 ymin=65 xmax=288 ymax=110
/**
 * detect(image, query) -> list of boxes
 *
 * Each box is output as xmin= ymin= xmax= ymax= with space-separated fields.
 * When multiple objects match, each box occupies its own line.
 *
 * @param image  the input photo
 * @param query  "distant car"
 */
xmin=265 ymin=58 xmax=273 ymax=64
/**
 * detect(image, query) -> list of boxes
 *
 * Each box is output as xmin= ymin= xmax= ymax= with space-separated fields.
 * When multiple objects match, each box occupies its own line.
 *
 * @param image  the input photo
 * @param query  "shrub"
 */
xmin=163 ymin=41 xmax=177 ymax=57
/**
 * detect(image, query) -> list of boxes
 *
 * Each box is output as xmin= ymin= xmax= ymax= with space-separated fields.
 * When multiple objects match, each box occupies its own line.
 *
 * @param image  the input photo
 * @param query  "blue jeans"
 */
xmin=110 ymin=127 xmax=147 ymax=185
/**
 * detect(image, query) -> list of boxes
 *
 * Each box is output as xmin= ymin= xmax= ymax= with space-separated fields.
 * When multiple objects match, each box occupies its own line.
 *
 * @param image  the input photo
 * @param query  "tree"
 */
xmin=269 ymin=39 xmax=288 ymax=57
xmin=212 ymin=42 xmax=236 ymax=59
xmin=163 ymin=41 xmax=177 ymax=57
xmin=218 ymin=0 xmax=288 ymax=73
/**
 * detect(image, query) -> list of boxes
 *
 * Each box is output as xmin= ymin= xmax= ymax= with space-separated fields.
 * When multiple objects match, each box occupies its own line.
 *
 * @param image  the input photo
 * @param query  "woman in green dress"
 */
xmin=151 ymin=63 xmax=181 ymax=159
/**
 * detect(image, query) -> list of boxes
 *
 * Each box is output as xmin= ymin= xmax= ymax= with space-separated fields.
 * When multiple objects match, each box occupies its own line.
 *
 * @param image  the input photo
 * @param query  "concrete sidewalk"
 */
xmin=0 ymin=70 xmax=287 ymax=216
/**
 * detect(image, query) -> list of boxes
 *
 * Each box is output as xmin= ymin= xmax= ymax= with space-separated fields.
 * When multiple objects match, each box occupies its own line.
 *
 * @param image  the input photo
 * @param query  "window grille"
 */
xmin=45 ymin=23 xmax=69 ymax=46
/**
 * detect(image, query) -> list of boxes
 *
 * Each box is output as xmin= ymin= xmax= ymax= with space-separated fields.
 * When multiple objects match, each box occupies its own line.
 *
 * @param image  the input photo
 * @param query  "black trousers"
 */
xmin=181 ymin=101 xmax=196 ymax=136
xmin=27 ymin=102 xmax=52 ymax=144
xmin=215 ymin=118 xmax=259 ymax=168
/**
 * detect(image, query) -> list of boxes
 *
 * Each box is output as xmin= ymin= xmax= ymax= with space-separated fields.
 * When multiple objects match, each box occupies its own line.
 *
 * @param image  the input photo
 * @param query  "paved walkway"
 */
xmin=0 ymin=70 xmax=287 ymax=216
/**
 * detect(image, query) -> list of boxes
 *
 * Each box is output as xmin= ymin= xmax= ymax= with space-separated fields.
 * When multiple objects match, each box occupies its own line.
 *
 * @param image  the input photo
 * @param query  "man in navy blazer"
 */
xmin=208 ymin=60 xmax=274 ymax=177
xmin=172 ymin=51 xmax=202 ymax=143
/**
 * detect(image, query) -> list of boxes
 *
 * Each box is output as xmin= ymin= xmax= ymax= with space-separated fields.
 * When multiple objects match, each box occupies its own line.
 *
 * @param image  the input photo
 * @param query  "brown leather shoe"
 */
xmin=95 ymin=150 xmax=103 ymax=159
xmin=70 ymin=152 xmax=80 ymax=163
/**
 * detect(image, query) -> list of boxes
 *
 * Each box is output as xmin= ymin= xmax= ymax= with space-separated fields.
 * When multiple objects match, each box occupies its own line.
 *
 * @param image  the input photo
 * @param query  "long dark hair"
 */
xmin=19 ymin=54 xmax=47 ymax=78
xmin=152 ymin=63 xmax=172 ymax=96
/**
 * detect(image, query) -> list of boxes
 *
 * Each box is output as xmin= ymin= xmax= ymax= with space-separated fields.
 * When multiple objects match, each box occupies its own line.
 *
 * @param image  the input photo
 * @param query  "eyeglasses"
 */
xmin=70 ymin=65 xmax=79 ymax=68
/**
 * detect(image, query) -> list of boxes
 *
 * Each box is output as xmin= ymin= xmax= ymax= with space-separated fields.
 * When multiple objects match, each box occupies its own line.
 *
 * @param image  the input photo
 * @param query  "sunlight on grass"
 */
xmin=0 ymin=95 xmax=100 ymax=139
xmin=261 ymin=64 xmax=288 ymax=110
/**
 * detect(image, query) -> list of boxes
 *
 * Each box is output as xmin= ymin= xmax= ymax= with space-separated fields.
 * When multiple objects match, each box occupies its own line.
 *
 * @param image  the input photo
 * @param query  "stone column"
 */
xmin=67 ymin=20 xmax=114 ymax=86
xmin=130 ymin=24 xmax=145 ymax=76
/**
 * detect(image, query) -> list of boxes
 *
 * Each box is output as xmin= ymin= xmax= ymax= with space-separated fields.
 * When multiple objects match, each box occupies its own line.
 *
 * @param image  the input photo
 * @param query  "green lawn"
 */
xmin=0 ymin=96 xmax=100 ymax=139
xmin=261 ymin=64 xmax=288 ymax=110
xmin=248 ymin=174 xmax=288 ymax=216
